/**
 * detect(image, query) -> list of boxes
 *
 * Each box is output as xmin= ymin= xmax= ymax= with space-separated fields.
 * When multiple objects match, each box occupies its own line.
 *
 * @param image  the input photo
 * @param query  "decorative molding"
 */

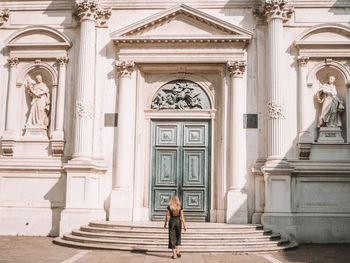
xmin=75 ymin=101 xmax=93 ymax=119
xmin=267 ymin=100 xmax=286 ymax=119
xmin=0 ymin=9 xmax=9 ymax=26
xmin=227 ymin=61 xmax=246 ymax=78
xmin=8 ymin=57 xmax=19 ymax=67
xmin=151 ymin=80 xmax=210 ymax=110
xmin=115 ymin=61 xmax=135 ymax=78
xmin=57 ymin=57 xmax=69 ymax=66
xmin=297 ymin=56 xmax=309 ymax=67
xmin=75 ymin=0 xmax=111 ymax=24
xmin=1 ymin=140 xmax=15 ymax=156
xmin=254 ymin=0 xmax=294 ymax=22
xmin=51 ymin=140 xmax=65 ymax=156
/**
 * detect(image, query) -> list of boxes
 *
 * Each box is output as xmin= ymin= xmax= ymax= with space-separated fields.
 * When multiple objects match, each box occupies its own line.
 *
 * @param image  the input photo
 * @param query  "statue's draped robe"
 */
xmin=27 ymin=82 xmax=50 ymax=127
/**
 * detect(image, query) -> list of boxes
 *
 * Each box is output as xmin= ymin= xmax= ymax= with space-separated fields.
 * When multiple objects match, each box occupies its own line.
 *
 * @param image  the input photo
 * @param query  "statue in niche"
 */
xmin=151 ymin=81 xmax=203 ymax=110
xmin=316 ymin=75 xmax=344 ymax=128
xmin=25 ymin=74 xmax=50 ymax=128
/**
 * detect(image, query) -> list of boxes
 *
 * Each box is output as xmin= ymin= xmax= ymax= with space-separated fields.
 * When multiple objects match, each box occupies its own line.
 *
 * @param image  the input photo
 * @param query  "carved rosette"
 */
xmin=115 ymin=61 xmax=135 ymax=78
xmin=57 ymin=57 xmax=69 ymax=66
xmin=255 ymin=0 xmax=294 ymax=22
xmin=227 ymin=61 xmax=246 ymax=78
xmin=75 ymin=101 xmax=93 ymax=119
xmin=75 ymin=0 xmax=111 ymax=24
xmin=297 ymin=56 xmax=309 ymax=67
xmin=267 ymin=100 xmax=286 ymax=119
xmin=0 ymin=9 xmax=9 ymax=26
xmin=8 ymin=57 xmax=19 ymax=68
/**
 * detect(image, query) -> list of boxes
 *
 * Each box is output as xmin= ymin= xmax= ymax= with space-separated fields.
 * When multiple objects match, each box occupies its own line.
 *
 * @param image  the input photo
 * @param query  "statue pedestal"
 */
xmin=318 ymin=127 xmax=344 ymax=144
xmin=24 ymin=126 xmax=48 ymax=139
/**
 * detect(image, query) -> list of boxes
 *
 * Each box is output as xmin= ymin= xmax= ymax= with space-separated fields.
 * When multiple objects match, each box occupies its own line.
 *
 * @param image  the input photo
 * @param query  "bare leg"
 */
xmin=172 ymin=248 xmax=177 ymax=258
xmin=176 ymin=245 xmax=181 ymax=254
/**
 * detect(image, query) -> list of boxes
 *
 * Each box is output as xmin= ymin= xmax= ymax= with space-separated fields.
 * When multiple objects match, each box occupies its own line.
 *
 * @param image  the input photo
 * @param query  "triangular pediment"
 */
xmin=111 ymin=4 xmax=252 ymax=43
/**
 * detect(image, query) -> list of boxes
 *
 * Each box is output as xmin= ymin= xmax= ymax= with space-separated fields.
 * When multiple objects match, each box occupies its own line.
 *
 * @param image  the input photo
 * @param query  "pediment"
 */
xmin=111 ymin=4 xmax=252 ymax=44
xmin=7 ymin=25 xmax=71 ymax=48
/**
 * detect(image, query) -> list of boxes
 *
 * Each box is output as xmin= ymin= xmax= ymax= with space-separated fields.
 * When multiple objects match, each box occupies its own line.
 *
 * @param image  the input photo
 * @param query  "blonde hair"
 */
xmin=169 ymin=195 xmax=181 ymax=216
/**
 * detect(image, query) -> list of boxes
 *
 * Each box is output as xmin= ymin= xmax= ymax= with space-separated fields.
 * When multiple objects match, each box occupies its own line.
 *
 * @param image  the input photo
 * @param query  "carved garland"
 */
xmin=75 ymin=101 xmax=93 ymax=119
xmin=267 ymin=100 xmax=286 ymax=119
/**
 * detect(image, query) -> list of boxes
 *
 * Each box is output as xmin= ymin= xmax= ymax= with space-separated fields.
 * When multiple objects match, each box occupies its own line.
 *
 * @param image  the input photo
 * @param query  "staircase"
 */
xmin=54 ymin=221 xmax=298 ymax=253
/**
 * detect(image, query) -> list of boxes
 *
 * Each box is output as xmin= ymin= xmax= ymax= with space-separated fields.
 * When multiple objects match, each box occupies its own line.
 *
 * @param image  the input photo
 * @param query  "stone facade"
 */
xmin=0 ymin=0 xmax=350 ymax=243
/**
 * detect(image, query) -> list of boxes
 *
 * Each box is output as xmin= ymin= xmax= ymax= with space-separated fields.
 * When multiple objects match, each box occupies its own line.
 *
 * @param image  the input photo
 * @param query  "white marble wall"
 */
xmin=0 ymin=0 xmax=349 ymax=242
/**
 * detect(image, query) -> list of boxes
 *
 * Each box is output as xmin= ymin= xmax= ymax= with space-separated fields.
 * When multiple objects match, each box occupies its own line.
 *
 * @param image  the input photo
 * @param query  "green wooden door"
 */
xmin=150 ymin=120 xmax=210 ymax=221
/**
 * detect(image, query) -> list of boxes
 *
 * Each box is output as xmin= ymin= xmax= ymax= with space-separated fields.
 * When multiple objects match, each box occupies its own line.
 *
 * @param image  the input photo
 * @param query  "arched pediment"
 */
xmin=294 ymin=24 xmax=350 ymax=57
xmin=6 ymin=26 xmax=71 ymax=58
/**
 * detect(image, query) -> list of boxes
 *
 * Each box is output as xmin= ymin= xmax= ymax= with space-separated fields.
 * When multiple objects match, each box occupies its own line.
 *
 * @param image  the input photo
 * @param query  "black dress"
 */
xmin=167 ymin=205 xmax=182 ymax=249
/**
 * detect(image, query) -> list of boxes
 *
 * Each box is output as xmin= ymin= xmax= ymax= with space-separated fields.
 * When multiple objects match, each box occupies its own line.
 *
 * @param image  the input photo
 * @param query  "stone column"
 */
xmin=259 ymin=0 xmax=295 ymax=233
xmin=1 ymin=57 xmax=19 ymax=156
xmin=51 ymin=57 xmax=68 ymax=155
xmin=226 ymin=61 xmax=248 ymax=223
xmin=60 ymin=0 xmax=109 ymax=235
xmin=72 ymin=1 xmax=100 ymax=160
xmin=297 ymin=56 xmax=311 ymax=159
xmin=109 ymin=61 xmax=137 ymax=221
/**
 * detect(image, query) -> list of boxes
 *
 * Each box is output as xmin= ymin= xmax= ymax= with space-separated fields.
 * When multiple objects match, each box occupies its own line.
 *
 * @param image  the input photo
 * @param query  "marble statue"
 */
xmin=25 ymin=74 xmax=50 ymax=128
xmin=316 ymin=76 xmax=345 ymax=128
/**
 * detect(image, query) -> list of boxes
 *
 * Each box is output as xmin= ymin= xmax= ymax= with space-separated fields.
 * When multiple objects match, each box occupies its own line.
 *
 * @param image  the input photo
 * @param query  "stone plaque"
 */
xmin=244 ymin=114 xmax=258 ymax=129
xmin=104 ymin=113 xmax=118 ymax=127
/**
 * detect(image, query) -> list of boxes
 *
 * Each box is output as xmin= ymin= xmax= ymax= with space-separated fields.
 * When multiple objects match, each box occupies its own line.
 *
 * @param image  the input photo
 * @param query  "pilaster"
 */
xmin=1 ymin=57 xmax=19 ymax=156
xmin=226 ymin=61 xmax=248 ymax=224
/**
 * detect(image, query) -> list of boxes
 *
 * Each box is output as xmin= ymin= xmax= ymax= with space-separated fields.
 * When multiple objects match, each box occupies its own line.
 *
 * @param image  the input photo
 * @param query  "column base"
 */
xmin=226 ymin=189 xmax=248 ymax=224
xmin=108 ymin=189 xmax=132 ymax=221
xmin=252 ymin=212 xmax=263 ymax=224
xmin=59 ymin=208 xmax=106 ymax=236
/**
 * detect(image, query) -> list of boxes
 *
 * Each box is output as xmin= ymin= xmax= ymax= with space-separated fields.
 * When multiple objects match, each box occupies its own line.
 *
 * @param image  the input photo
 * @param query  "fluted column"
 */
xmin=262 ymin=0 xmax=293 ymax=164
xmin=109 ymin=61 xmax=137 ymax=221
xmin=226 ymin=61 xmax=248 ymax=224
xmin=72 ymin=1 xmax=100 ymax=159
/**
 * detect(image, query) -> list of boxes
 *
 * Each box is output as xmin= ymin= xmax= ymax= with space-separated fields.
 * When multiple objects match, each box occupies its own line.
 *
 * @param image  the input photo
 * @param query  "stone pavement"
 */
xmin=0 ymin=236 xmax=349 ymax=263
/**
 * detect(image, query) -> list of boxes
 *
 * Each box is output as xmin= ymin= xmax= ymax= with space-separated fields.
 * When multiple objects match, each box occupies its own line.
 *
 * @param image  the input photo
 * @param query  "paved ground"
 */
xmin=0 ymin=237 xmax=349 ymax=263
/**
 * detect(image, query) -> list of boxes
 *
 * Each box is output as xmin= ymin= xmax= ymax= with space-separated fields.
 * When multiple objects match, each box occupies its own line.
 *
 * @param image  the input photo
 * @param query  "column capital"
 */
xmin=57 ymin=57 xmax=69 ymax=66
xmin=227 ymin=61 xmax=246 ymax=78
xmin=267 ymin=100 xmax=286 ymax=119
xmin=297 ymin=56 xmax=309 ymax=67
xmin=8 ymin=57 xmax=19 ymax=68
xmin=75 ymin=0 xmax=111 ymax=23
xmin=255 ymin=0 xmax=294 ymax=22
xmin=0 ymin=9 xmax=9 ymax=26
xmin=116 ymin=61 xmax=135 ymax=78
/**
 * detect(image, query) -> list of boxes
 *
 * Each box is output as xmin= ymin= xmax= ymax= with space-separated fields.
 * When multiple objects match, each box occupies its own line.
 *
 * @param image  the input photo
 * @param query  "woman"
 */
xmin=164 ymin=195 xmax=187 ymax=259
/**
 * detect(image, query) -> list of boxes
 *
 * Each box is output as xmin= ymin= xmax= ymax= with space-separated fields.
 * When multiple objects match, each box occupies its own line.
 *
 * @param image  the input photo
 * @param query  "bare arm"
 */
xmin=180 ymin=210 xmax=186 ymax=232
xmin=164 ymin=210 xmax=169 ymax=228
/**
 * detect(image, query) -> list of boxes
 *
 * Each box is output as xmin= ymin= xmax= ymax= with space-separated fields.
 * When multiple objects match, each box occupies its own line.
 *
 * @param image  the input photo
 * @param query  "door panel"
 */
xmin=155 ymin=149 xmax=178 ymax=186
xmin=151 ymin=120 xmax=210 ymax=221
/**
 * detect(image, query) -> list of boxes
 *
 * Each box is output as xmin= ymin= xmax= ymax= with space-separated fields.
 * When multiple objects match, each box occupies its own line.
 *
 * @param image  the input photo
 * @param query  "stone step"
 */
xmin=73 ymin=229 xmax=281 ymax=241
xmin=54 ymin=237 xmax=298 ymax=253
xmin=89 ymin=221 xmax=263 ymax=231
xmin=81 ymin=225 xmax=272 ymax=236
xmin=62 ymin=233 xmax=289 ymax=247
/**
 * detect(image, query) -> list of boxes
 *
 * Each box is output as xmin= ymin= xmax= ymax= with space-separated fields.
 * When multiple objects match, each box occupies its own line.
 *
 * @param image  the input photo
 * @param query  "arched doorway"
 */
xmin=149 ymin=80 xmax=212 ymax=221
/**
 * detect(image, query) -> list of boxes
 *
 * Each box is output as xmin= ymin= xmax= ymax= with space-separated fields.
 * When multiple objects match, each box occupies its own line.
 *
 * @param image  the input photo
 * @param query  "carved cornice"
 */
xmin=75 ymin=0 xmax=111 ymax=24
xmin=57 ymin=57 xmax=69 ymax=66
xmin=297 ymin=56 xmax=309 ymax=67
xmin=8 ymin=57 xmax=19 ymax=67
xmin=115 ymin=61 xmax=135 ymax=78
xmin=227 ymin=61 xmax=246 ymax=78
xmin=267 ymin=100 xmax=286 ymax=119
xmin=0 ymin=9 xmax=9 ymax=26
xmin=254 ymin=0 xmax=294 ymax=23
xmin=75 ymin=101 xmax=93 ymax=119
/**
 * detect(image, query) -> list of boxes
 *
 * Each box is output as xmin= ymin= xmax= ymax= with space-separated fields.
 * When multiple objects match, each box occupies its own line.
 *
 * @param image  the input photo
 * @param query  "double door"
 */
xmin=150 ymin=120 xmax=210 ymax=221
